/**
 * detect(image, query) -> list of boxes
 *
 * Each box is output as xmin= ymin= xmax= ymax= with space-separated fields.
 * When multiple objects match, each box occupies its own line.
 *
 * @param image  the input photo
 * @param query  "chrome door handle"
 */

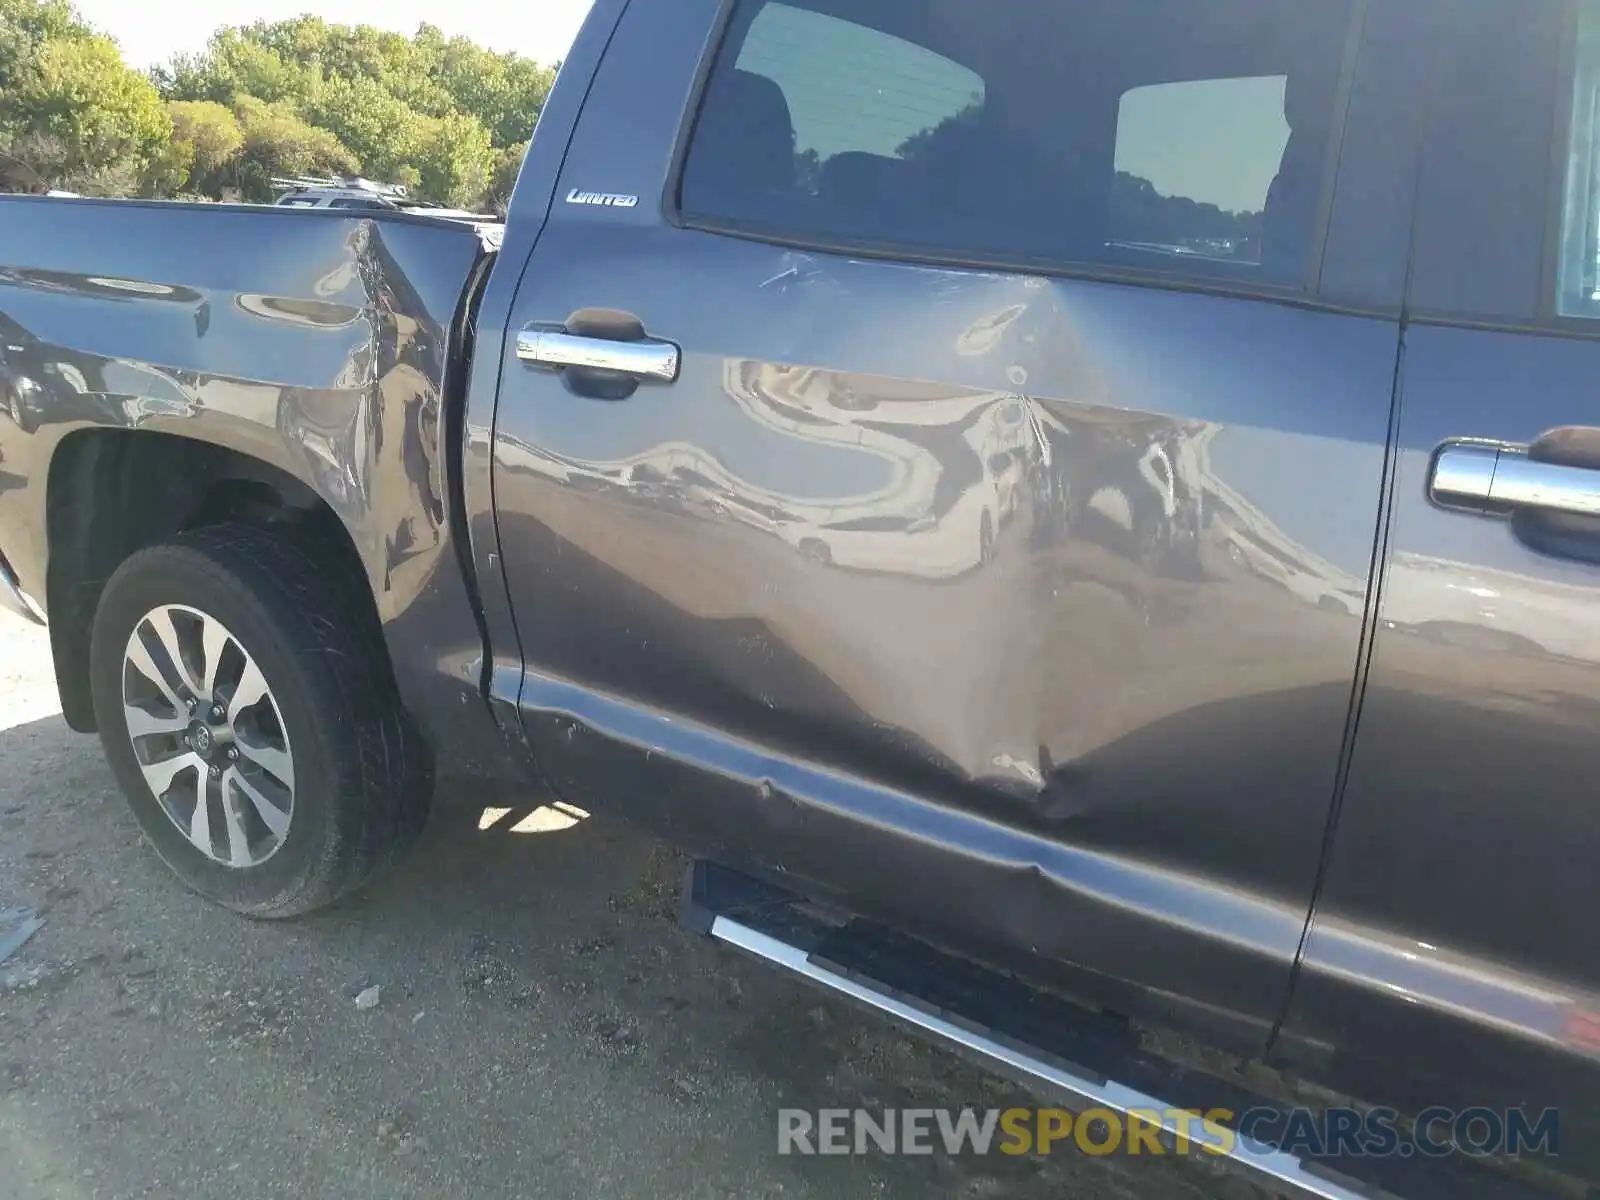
xmin=515 ymin=329 xmax=679 ymax=383
xmin=1430 ymin=441 xmax=1600 ymax=517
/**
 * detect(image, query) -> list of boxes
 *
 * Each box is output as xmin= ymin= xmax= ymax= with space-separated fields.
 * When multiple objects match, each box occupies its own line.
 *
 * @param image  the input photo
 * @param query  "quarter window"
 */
xmin=679 ymin=0 xmax=1355 ymax=288
xmin=1112 ymin=77 xmax=1293 ymax=267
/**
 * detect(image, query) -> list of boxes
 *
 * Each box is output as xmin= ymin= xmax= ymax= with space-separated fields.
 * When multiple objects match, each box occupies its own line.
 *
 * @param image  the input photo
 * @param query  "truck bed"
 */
xmin=0 ymin=196 xmax=501 ymax=764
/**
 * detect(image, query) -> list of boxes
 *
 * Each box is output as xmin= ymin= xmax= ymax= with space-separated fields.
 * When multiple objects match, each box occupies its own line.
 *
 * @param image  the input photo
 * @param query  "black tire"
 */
xmin=5 ymin=381 xmax=36 ymax=434
xmin=89 ymin=523 xmax=429 ymax=917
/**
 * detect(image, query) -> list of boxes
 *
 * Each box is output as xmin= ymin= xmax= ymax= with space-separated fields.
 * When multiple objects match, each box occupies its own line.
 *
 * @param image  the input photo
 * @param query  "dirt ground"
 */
xmin=0 ymin=607 xmax=1262 ymax=1200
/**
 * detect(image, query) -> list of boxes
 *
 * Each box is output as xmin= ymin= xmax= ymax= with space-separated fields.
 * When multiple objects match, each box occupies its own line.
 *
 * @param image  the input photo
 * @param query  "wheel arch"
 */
xmin=45 ymin=428 xmax=384 ymax=732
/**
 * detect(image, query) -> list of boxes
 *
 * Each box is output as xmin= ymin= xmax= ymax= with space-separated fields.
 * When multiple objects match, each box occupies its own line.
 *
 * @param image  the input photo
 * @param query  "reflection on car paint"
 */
xmin=0 ymin=199 xmax=507 ymax=776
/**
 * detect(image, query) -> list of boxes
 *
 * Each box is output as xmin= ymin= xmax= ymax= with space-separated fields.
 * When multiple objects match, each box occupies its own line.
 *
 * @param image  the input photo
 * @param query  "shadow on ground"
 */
xmin=0 ymin=709 xmax=1248 ymax=1200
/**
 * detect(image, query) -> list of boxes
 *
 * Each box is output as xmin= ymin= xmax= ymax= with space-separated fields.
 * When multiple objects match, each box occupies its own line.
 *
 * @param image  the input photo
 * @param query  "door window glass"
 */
xmin=737 ymin=3 xmax=983 ymax=174
xmin=679 ymin=0 xmax=1355 ymax=288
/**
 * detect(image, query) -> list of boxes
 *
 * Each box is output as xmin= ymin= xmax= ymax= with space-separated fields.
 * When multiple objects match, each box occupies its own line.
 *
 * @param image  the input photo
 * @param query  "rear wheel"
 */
xmin=89 ymin=523 xmax=429 ymax=917
xmin=5 ymin=381 xmax=35 ymax=433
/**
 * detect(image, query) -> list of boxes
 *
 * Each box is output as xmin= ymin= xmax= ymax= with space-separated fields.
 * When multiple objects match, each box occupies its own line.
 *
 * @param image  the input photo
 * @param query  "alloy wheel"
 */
xmin=120 ymin=604 xmax=295 ymax=867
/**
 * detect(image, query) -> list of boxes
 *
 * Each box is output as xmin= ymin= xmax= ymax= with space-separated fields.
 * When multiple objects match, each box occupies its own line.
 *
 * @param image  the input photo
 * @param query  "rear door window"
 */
xmin=679 ymin=0 xmax=1357 ymax=289
xmin=1560 ymin=0 xmax=1600 ymax=317
xmin=738 ymin=2 xmax=983 ymax=178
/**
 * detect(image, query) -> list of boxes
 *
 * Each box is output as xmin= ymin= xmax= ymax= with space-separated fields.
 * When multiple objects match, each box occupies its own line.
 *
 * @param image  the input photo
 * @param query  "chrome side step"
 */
xmin=685 ymin=860 xmax=1560 ymax=1200
xmin=711 ymin=914 xmax=1374 ymax=1200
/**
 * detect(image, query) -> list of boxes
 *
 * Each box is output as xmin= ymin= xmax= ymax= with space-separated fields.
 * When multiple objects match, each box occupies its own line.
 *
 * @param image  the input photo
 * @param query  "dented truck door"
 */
xmin=490 ymin=0 xmax=1419 ymax=1045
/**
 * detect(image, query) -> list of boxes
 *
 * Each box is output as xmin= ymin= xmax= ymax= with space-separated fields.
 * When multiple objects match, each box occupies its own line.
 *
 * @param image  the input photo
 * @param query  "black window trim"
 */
xmin=661 ymin=0 xmax=1374 ymax=311
xmin=1407 ymin=0 xmax=1600 ymax=341
xmin=1538 ymin=0 xmax=1582 ymax=322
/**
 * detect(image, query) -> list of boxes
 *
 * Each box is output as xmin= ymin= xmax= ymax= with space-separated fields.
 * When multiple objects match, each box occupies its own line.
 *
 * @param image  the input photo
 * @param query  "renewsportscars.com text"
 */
xmin=777 ymin=1106 xmax=1560 ymax=1161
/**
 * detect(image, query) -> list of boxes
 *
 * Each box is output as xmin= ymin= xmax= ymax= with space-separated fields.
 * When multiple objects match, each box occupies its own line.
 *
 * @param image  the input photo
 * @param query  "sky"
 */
xmin=1115 ymin=76 xmax=1290 ymax=216
xmin=72 ymin=0 xmax=595 ymax=69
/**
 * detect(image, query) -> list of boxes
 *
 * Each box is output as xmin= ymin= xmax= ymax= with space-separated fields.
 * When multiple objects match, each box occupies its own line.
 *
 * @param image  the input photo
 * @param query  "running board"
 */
xmin=683 ymin=860 xmax=1565 ymax=1200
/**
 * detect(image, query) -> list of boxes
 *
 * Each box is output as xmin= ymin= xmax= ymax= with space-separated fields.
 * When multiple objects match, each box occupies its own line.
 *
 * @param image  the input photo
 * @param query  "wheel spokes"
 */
xmin=147 ymin=608 xmax=204 ymax=698
xmin=140 ymin=749 xmax=204 ymax=797
xmin=122 ymin=604 xmax=296 ymax=870
xmin=229 ymin=660 xmax=269 ymax=723
xmin=184 ymin=766 xmax=214 ymax=856
xmin=124 ymin=705 xmax=189 ymax=740
xmin=235 ymin=735 xmax=293 ymax=791
xmin=228 ymin=767 xmax=290 ymax=839
xmin=125 ymin=632 xmax=185 ymax=715
xmin=200 ymin=615 xmax=231 ymax=699
xmin=219 ymin=778 xmax=252 ymax=867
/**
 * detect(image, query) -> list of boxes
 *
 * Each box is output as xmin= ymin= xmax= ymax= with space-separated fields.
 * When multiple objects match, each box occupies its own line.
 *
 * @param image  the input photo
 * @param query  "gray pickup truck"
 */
xmin=2 ymin=1 xmax=1598 ymax=1196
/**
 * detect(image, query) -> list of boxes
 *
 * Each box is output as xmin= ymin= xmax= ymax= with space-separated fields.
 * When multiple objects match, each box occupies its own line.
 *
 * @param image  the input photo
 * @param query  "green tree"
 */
xmin=484 ymin=141 xmax=526 ymax=214
xmin=159 ymin=27 xmax=317 ymax=107
xmin=435 ymin=38 xmax=555 ymax=146
xmin=232 ymin=95 xmax=357 ymax=201
xmin=150 ymin=53 xmax=230 ymax=106
xmin=0 ymin=0 xmax=77 ymax=100
xmin=412 ymin=111 xmax=492 ymax=209
xmin=142 ymin=135 xmax=194 ymax=196
xmin=301 ymin=73 xmax=422 ymax=183
xmin=895 ymin=99 xmax=983 ymax=164
xmin=3 ymin=130 xmax=143 ymax=194
xmin=399 ymin=23 xmax=452 ymax=116
xmin=5 ymin=4 xmax=559 ymax=203
xmin=155 ymin=16 xmax=556 ymax=203
xmin=491 ymin=57 xmax=556 ymax=147
xmin=167 ymin=99 xmax=243 ymax=195
xmin=2 ymin=16 xmax=171 ymax=193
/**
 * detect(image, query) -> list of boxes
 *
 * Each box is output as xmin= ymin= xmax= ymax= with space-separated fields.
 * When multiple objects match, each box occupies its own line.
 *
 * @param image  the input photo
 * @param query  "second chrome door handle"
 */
xmin=1430 ymin=441 xmax=1600 ymax=517
xmin=516 ymin=329 xmax=680 ymax=383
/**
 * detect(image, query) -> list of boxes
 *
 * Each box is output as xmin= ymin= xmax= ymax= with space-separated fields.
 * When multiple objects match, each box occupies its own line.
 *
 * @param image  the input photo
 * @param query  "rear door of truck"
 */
xmin=488 ymin=0 xmax=1422 ymax=1044
xmin=1282 ymin=0 xmax=1600 ymax=1169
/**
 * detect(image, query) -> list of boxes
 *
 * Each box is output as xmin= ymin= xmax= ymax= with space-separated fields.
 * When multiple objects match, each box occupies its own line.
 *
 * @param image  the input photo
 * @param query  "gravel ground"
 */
xmin=0 ymin=608 xmax=1258 ymax=1200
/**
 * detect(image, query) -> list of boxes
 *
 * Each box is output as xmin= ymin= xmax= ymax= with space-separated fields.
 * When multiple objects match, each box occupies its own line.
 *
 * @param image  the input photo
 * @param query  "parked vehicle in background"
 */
xmin=271 ymin=175 xmax=497 ymax=228
xmin=2 ymin=2 xmax=1598 ymax=1197
xmin=271 ymin=175 xmax=415 ymax=210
